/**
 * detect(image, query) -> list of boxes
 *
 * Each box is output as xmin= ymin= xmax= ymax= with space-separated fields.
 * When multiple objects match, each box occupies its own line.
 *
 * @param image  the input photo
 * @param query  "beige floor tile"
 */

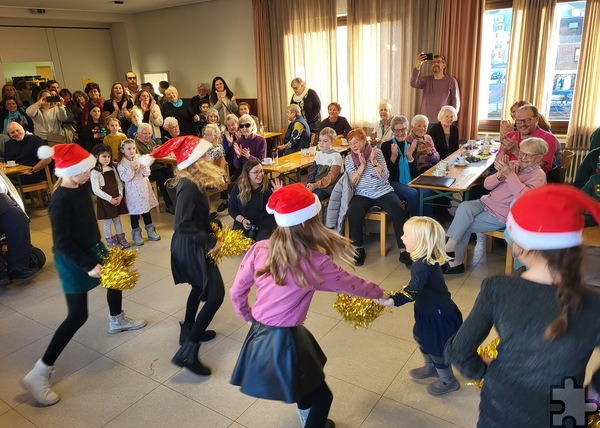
xmin=0 ymin=302 xmax=15 ymax=319
xmin=105 ymin=384 xmax=233 ymax=427
xmin=0 ymin=312 xmax=53 ymax=359
xmin=361 ymin=396 xmax=462 ymax=427
xmin=451 ymin=276 xmax=486 ymax=312
xmin=0 ymin=409 xmax=37 ymax=427
xmin=235 ymin=396 xmax=298 ymax=428
xmin=0 ymin=398 xmax=10 ymax=415
xmin=326 ymin=375 xmax=381 ymax=426
xmin=126 ymin=275 xmax=192 ymax=315
xmin=16 ymin=356 xmax=160 ymax=427
xmin=0 ymin=268 xmax=62 ymax=312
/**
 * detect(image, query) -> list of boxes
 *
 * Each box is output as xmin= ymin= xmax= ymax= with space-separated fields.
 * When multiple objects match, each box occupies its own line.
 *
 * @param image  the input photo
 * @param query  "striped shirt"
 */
xmin=345 ymin=149 xmax=394 ymax=199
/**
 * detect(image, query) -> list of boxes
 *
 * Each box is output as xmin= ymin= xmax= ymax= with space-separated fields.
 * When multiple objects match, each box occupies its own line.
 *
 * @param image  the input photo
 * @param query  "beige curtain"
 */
xmin=347 ymin=0 xmax=438 ymax=128
xmin=502 ymin=0 xmax=556 ymax=118
xmin=437 ymin=0 xmax=484 ymax=139
xmin=566 ymin=0 xmax=600 ymax=150
xmin=254 ymin=0 xmax=336 ymax=133
xmin=253 ymin=0 xmax=269 ymax=127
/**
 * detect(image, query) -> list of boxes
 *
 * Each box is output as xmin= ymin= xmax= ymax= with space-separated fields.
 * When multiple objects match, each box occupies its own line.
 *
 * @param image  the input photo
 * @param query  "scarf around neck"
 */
xmin=350 ymin=142 xmax=372 ymax=169
xmin=170 ymin=98 xmax=183 ymax=108
xmin=393 ymin=138 xmax=412 ymax=185
xmin=292 ymin=86 xmax=310 ymax=103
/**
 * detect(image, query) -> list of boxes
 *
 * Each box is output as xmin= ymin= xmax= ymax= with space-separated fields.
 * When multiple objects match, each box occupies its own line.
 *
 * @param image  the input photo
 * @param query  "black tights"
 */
xmin=42 ymin=289 xmax=122 ymax=366
xmin=296 ymin=381 xmax=333 ymax=428
xmin=184 ymin=263 xmax=225 ymax=343
xmin=130 ymin=212 xmax=152 ymax=230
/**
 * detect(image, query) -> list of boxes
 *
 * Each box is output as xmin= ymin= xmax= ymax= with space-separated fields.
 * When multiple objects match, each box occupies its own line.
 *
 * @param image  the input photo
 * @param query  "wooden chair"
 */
xmin=150 ymin=181 xmax=161 ymax=213
xmin=344 ymin=210 xmax=388 ymax=256
xmin=206 ymin=157 xmax=230 ymax=198
xmin=20 ymin=165 xmax=53 ymax=207
xmin=560 ymin=149 xmax=574 ymax=183
xmin=483 ymin=230 xmax=513 ymax=274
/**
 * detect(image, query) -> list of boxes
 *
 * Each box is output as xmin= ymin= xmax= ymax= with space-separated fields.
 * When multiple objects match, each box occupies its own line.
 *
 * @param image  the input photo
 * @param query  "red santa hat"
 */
xmin=506 ymin=184 xmax=600 ymax=250
xmin=140 ymin=135 xmax=211 ymax=170
xmin=266 ymin=183 xmax=321 ymax=227
xmin=37 ymin=144 xmax=96 ymax=178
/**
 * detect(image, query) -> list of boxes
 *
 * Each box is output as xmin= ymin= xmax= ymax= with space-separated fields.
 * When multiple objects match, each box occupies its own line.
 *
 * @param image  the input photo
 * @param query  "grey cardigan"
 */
xmin=325 ymin=172 xmax=354 ymax=233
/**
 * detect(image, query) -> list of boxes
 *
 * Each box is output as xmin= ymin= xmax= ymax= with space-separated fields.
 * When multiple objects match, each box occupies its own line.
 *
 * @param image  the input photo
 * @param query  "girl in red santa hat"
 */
xmin=446 ymin=184 xmax=600 ymax=428
xmin=141 ymin=135 xmax=227 ymax=377
xmin=229 ymin=183 xmax=386 ymax=428
xmin=21 ymin=144 xmax=146 ymax=407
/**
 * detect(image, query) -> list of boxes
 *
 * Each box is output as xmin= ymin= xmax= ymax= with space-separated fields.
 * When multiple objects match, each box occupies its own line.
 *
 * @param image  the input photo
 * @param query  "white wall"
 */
xmin=132 ymin=0 xmax=257 ymax=98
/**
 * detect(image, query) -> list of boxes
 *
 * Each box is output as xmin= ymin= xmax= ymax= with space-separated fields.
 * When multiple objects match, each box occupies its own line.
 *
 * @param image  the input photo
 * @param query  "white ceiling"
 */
xmin=0 ymin=0 xmax=211 ymax=14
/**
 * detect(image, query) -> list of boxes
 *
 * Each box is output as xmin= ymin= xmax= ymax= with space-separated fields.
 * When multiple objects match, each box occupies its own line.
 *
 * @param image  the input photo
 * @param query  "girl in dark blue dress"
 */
xmin=377 ymin=216 xmax=462 ymax=395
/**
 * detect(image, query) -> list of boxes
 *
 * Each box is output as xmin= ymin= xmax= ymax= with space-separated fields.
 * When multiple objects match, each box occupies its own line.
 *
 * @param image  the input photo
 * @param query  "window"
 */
xmin=479 ymin=1 xmax=585 ymax=123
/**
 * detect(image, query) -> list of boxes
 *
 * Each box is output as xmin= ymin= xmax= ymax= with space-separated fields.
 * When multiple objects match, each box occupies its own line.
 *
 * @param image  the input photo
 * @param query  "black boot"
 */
xmin=171 ymin=341 xmax=211 ymax=376
xmin=179 ymin=322 xmax=193 ymax=345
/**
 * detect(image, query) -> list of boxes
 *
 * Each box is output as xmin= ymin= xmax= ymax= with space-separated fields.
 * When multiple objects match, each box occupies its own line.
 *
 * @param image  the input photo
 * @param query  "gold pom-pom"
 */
xmin=588 ymin=411 xmax=600 ymax=428
xmin=100 ymin=247 xmax=139 ymax=290
xmin=207 ymin=222 xmax=254 ymax=264
xmin=333 ymin=294 xmax=385 ymax=329
xmin=466 ymin=336 xmax=501 ymax=389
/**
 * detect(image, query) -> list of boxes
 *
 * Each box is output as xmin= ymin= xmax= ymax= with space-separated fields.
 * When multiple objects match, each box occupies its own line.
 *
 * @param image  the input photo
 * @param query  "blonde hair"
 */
xmin=106 ymin=117 xmax=121 ymax=128
xmin=169 ymin=159 xmax=226 ymax=192
xmin=237 ymin=160 xmax=268 ymax=205
xmin=256 ymin=216 xmax=355 ymax=288
xmin=319 ymin=127 xmax=336 ymax=141
xmin=404 ymin=217 xmax=449 ymax=265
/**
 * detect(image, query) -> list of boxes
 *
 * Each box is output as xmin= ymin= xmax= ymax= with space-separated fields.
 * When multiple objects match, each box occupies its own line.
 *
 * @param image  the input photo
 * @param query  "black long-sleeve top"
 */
xmin=427 ymin=122 xmax=459 ymax=160
xmin=49 ymin=185 xmax=101 ymax=271
xmin=172 ymin=178 xmax=216 ymax=249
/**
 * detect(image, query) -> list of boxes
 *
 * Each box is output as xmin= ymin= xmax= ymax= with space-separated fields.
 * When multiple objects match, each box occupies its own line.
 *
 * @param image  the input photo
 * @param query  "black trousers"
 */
xmin=185 ymin=263 xmax=225 ymax=342
xmin=346 ymin=192 xmax=407 ymax=248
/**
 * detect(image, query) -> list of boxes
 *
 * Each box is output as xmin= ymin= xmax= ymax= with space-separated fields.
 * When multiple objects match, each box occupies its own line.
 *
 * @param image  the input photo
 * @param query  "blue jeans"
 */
xmin=390 ymin=181 xmax=433 ymax=217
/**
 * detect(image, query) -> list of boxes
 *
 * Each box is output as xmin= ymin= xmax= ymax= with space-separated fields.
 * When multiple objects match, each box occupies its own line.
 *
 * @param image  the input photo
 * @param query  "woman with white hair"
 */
xmin=233 ymin=114 xmax=266 ymax=171
xmin=289 ymin=77 xmax=321 ymax=135
xmin=428 ymin=105 xmax=459 ymax=160
xmin=406 ymin=114 xmax=440 ymax=172
xmin=161 ymin=86 xmax=195 ymax=136
xmin=278 ymin=104 xmax=310 ymax=155
xmin=370 ymin=99 xmax=394 ymax=146
xmin=163 ymin=117 xmax=180 ymax=140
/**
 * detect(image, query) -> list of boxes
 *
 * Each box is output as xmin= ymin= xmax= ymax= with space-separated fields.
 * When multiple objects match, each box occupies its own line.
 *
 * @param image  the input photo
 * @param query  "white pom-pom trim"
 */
xmin=139 ymin=154 xmax=155 ymax=167
xmin=37 ymin=145 xmax=55 ymax=160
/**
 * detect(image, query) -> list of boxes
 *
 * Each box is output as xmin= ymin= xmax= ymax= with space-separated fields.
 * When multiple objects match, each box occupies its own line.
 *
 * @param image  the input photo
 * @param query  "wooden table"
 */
xmin=583 ymin=226 xmax=600 ymax=247
xmin=262 ymin=131 xmax=283 ymax=151
xmin=263 ymin=143 xmax=350 ymax=183
xmin=409 ymin=145 xmax=497 ymax=215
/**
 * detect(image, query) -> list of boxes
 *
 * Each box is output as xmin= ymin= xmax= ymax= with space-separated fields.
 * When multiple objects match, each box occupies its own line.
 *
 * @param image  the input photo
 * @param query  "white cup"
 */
xmin=301 ymin=148 xmax=309 ymax=157
xmin=308 ymin=147 xmax=316 ymax=156
xmin=457 ymin=158 xmax=467 ymax=166
xmin=262 ymin=157 xmax=273 ymax=165
xmin=6 ymin=160 xmax=16 ymax=167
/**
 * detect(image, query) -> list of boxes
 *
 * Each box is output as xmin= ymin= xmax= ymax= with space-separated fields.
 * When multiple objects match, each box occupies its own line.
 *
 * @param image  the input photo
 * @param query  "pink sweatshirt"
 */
xmin=230 ymin=240 xmax=384 ymax=327
xmin=481 ymin=165 xmax=547 ymax=223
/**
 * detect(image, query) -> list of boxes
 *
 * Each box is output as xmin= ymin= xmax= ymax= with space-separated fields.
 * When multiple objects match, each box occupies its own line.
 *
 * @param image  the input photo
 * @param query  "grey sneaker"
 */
xmin=427 ymin=379 xmax=460 ymax=396
xmin=21 ymin=359 xmax=60 ymax=406
xmin=108 ymin=311 xmax=146 ymax=334
xmin=409 ymin=365 xmax=439 ymax=379
xmin=145 ymin=224 xmax=161 ymax=241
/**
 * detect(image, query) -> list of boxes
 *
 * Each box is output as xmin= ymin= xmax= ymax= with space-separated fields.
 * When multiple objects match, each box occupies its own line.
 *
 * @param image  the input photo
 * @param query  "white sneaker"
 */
xmin=21 ymin=359 xmax=60 ymax=406
xmin=108 ymin=311 xmax=146 ymax=334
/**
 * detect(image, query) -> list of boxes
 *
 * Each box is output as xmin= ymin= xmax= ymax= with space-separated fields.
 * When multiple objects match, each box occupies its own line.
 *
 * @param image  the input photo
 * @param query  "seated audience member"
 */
xmin=15 ymin=81 xmax=34 ymax=107
xmin=306 ymin=127 xmax=343 ymax=201
xmin=370 ymin=99 xmax=394 ymax=146
xmin=443 ymin=137 xmax=548 ymax=274
xmin=237 ymin=102 xmax=259 ymax=127
xmin=344 ymin=128 xmax=410 ymax=266
xmin=1 ymin=97 xmax=31 ymax=135
xmin=428 ymin=105 xmax=459 ymax=160
xmin=211 ymin=76 xmax=238 ymax=125
xmin=499 ymin=100 xmax=528 ymax=140
xmin=500 ymin=105 xmax=559 ymax=173
xmin=161 ymin=86 xmax=195 ymax=136
xmin=233 ymin=114 xmax=266 ymax=171
xmin=278 ymin=104 xmax=310 ymax=155
xmin=319 ymin=102 xmax=352 ymax=138
xmin=206 ymin=108 xmax=224 ymax=133
xmin=228 ymin=160 xmax=281 ymax=241
xmin=222 ymin=113 xmax=241 ymax=184
xmin=406 ymin=114 xmax=440 ymax=172
xmin=381 ymin=116 xmax=432 ymax=217
xmin=128 ymin=107 xmax=143 ymax=139
xmin=80 ymin=105 xmax=107 ymax=152
xmin=163 ymin=117 xmax=180 ymax=140
xmin=203 ymin=123 xmax=225 ymax=160
xmin=581 ymin=160 xmax=600 ymax=226
xmin=4 ymin=122 xmax=52 ymax=184
xmin=191 ymin=82 xmax=210 ymax=114
xmin=135 ymin=90 xmax=163 ymax=141
xmin=134 ymin=123 xmax=174 ymax=213
xmin=2 ymin=84 xmax=24 ymax=109
xmin=573 ymin=147 xmax=600 ymax=189
xmin=26 ymin=89 xmax=69 ymax=143
xmin=82 ymin=82 xmax=104 ymax=127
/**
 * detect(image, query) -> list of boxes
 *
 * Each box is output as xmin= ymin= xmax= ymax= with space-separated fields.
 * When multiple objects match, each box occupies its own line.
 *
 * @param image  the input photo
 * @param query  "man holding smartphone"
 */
xmin=410 ymin=53 xmax=460 ymax=127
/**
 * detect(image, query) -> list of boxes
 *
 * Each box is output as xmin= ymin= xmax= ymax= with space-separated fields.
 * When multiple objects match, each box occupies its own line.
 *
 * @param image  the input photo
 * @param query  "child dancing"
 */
xmin=22 ymin=144 xmax=145 ymax=406
xmin=230 ymin=183 xmax=385 ymax=428
xmin=377 ymin=216 xmax=463 ymax=395
xmin=90 ymin=144 xmax=130 ymax=248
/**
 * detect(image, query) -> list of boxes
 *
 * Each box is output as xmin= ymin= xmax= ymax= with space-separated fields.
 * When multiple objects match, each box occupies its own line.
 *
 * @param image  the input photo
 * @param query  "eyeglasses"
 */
xmin=393 ymin=127 xmax=407 ymax=133
xmin=515 ymin=117 xmax=534 ymax=125
xmin=517 ymin=151 xmax=538 ymax=159
xmin=239 ymin=123 xmax=252 ymax=129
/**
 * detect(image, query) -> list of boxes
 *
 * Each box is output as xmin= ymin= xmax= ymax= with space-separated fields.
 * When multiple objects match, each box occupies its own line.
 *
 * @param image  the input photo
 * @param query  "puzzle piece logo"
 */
xmin=551 ymin=377 xmax=598 ymax=427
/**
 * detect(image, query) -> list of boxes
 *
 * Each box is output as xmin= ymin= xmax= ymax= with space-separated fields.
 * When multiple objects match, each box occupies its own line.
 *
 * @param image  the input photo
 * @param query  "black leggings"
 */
xmin=130 ymin=212 xmax=152 ymax=229
xmin=297 ymin=381 xmax=333 ymax=428
xmin=42 ymin=289 xmax=122 ymax=366
xmin=184 ymin=263 xmax=225 ymax=343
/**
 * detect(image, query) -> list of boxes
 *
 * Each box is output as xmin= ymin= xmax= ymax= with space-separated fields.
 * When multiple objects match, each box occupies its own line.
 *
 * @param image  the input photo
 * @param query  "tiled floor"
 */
xmin=1 ymin=201 xmax=598 ymax=428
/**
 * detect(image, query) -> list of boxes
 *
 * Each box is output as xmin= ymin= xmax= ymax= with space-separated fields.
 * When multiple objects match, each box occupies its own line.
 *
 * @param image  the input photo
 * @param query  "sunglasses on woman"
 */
xmin=239 ymin=123 xmax=252 ymax=129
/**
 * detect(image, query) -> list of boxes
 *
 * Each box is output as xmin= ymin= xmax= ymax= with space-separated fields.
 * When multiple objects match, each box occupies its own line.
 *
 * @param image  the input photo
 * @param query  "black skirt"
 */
xmin=171 ymin=232 xmax=212 ymax=291
xmin=230 ymin=322 xmax=327 ymax=403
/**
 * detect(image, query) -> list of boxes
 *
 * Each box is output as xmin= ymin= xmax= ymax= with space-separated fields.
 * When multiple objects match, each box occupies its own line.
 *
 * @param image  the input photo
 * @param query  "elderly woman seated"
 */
xmin=406 ymin=114 xmax=440 ymax=172
xmin=443 ymin=137 xmax=548 ymax=274
xmin=345 ymin=128 xmax=410 ymax=266
xmin=278 ymin=104 xmax=310 ymax=155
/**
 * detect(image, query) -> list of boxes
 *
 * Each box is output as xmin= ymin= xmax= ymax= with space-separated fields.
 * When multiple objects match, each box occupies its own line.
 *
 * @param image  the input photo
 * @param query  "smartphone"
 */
xmin=425 ymin=53 xmax=434 ymax=61
xmin=46 ymin=95 xmax=60 ymax=103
